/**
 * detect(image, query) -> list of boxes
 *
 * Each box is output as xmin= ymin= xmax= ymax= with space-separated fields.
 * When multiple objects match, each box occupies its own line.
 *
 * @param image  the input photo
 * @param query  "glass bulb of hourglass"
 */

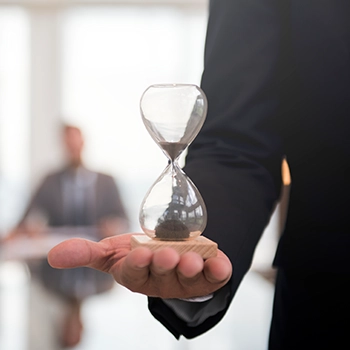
xmin=139 ymin=84 xmax=208 ymax=241
xmin=140 ymin=84 xmax=207 ymax=161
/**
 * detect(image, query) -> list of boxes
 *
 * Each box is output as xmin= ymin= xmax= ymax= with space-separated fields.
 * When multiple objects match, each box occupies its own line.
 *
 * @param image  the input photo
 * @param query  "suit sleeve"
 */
xmin=148 ymin=0 xmax=290 ymax=338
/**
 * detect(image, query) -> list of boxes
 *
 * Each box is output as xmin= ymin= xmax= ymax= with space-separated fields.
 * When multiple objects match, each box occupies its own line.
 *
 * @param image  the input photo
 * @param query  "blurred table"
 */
xmin=0 ymin=226 xmax=99 ymax=261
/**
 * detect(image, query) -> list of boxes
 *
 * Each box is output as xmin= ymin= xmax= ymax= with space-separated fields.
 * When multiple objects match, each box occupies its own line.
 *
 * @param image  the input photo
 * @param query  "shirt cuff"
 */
xmin=178 ymin=294 xmax=214 ymax=302
xmin=162 ymin=285 xmax=230 ymax=327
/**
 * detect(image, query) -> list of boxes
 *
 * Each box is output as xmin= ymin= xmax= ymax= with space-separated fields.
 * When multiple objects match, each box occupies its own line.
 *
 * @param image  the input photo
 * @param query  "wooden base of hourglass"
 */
xmin=130 ymin=234 xmax=218 ymax=259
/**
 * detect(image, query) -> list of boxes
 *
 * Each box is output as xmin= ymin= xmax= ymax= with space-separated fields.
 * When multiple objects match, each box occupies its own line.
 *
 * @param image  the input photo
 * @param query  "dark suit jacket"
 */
xmin=149 ymin=0 xmax=350 ymax=339
xmin=21 ymin=166 xmax=127 ymax=228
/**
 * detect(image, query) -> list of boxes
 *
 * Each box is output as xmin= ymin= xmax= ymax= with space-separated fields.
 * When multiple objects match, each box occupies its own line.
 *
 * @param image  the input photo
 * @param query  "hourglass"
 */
xmin=131 ymin=84 xmax=217 ymax=259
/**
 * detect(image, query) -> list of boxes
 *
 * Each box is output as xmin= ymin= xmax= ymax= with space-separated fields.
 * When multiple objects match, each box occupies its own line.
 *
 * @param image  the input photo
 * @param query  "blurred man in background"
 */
xmin=7 ymin=124 xmax=128 ymax=348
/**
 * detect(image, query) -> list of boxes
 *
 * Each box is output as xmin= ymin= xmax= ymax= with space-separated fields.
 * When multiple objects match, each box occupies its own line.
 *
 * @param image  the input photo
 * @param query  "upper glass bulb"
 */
xmin=140 ymin=84 xmax=207 ymax=161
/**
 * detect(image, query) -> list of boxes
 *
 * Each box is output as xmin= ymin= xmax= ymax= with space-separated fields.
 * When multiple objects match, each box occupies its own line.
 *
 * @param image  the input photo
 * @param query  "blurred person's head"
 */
xmin=63 ymin=125 xmax=84 ymax=168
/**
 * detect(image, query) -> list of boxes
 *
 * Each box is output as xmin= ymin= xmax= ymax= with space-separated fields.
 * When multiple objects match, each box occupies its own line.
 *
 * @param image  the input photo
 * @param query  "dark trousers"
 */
xmin=269 ymin=268 xmax=350 ymax=350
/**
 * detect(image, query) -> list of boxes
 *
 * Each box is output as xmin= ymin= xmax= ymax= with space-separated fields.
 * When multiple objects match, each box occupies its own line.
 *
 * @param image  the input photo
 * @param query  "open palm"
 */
xmin=48 ymin=233 xmax=232 ymax=299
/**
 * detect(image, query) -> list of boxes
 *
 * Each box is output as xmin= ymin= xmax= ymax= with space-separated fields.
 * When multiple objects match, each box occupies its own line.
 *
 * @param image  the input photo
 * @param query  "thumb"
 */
xmin=48 ymin=238 xmax=100 ymax=269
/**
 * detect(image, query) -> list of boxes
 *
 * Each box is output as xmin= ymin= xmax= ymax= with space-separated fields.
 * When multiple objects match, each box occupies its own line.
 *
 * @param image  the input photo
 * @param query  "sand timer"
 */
xmin=131 ymin=84 xmax=217 ymax=258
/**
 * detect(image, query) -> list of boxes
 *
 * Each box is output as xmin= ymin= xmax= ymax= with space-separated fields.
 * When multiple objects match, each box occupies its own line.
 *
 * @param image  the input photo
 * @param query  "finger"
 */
xmin=48 ymin=238 xmax=105 ymax=269
xmin=147 ymin=248 xmax=181 ymax=298
xmin=151 ymin=248 xmax=180 ymax=275
xmin=176 ymin=252 xmax=204 ymax=279
xmin=203 ymin=251 xmax=232 ymax=284
xmin=175 ymin=252 xmax=205 ymax=293
xmin=48 ymin=233 xmax=133 ymax=272
xmin=116 ymin=247 xmax=153 ymax=289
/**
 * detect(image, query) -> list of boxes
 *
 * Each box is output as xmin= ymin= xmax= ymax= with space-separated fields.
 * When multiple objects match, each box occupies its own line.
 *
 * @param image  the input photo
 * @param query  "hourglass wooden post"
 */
xmin=131 ymin=84 xmax=217 ymax=259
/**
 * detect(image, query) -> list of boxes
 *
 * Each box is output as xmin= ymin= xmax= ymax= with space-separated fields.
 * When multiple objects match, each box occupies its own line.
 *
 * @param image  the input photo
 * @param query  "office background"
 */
xmin=0 ymin=1 xmax=278 ymax=349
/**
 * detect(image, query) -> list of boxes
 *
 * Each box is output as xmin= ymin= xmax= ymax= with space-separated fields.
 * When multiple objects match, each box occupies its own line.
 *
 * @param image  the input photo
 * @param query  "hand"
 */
xmin=47 ymin=233 xmax=232 ymax=299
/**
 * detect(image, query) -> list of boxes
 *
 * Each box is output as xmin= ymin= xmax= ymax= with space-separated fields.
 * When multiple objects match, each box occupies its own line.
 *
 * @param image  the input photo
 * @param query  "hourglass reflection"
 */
xmin=131 ymin=84 xmax=217 ymax=258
